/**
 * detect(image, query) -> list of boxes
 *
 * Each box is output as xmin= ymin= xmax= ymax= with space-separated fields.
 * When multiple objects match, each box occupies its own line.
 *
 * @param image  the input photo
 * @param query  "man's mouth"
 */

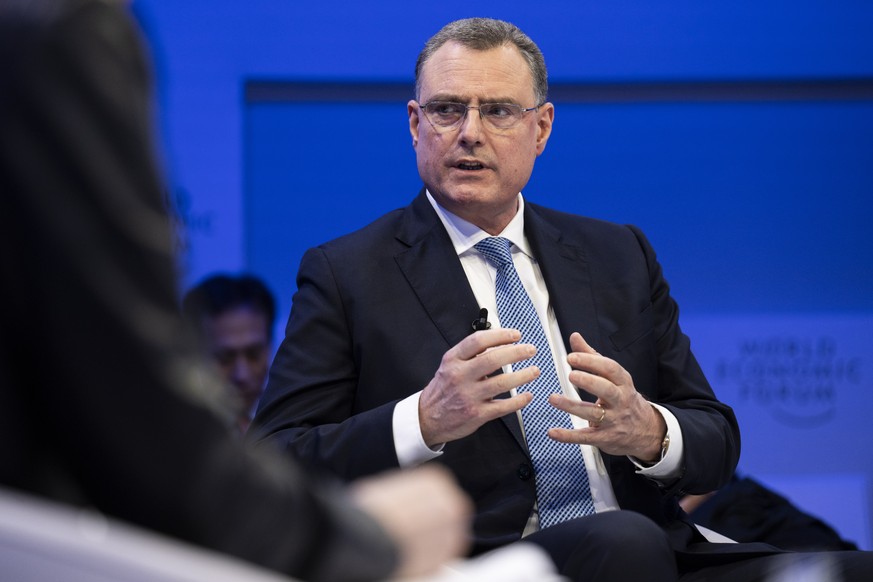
xmin=455 ymin=160 xmax=485 ymax=171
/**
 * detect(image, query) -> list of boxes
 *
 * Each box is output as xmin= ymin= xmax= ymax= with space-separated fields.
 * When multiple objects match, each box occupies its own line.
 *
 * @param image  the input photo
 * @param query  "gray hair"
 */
xmin=414 ymin=18 xmax=548 ymax=105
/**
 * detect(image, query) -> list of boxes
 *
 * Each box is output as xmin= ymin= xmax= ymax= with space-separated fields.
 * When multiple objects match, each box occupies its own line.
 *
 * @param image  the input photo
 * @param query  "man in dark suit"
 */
xmin=0 ymin=1 xmax=473 ymax=580
xmin=251 ymin=17 xmax=873 ymax=581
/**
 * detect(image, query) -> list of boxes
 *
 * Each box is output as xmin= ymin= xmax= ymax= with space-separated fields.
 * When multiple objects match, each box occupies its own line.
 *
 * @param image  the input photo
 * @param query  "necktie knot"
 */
xmin=474 ymin=236 xmax=514 ymax=268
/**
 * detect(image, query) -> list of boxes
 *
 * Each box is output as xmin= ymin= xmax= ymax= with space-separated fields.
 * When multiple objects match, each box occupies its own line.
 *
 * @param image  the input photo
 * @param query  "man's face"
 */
xmin=408 ymin=41 xmax=554 ymax=234
xmin=201 ymin=307 xmax=271 ymax=416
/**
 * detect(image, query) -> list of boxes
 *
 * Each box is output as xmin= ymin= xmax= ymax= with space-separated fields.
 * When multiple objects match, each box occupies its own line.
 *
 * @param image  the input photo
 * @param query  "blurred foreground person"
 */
xmin=0 ymin=0 xmax=472 ymax=580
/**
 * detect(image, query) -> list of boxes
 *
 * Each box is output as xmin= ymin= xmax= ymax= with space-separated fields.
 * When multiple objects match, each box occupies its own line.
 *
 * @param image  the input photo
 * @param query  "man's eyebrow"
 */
xmin=423 ymin=94 xmax=521 ymax=105
xmin=422 ymin=93 xmax=467 ymax=103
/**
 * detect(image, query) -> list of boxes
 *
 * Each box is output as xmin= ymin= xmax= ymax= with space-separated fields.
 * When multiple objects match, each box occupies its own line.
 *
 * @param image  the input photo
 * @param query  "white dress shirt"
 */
xmin=392 ymin=191 xmax=684 ymax=532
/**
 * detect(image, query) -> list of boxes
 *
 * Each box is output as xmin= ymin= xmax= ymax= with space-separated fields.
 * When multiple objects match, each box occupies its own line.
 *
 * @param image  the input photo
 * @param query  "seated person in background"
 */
xmin=681 ymin=472 xmax=859 ymax=552
xmin=0 ymin=0 xmax=472 ymax=580
xmin=183 ymin=274 xmax=276 ymax=433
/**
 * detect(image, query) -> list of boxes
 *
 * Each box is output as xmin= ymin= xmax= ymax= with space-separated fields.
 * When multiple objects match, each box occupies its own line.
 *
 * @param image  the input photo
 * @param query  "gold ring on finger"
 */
xmin=595 ymin=403 xmax=606 ymax=426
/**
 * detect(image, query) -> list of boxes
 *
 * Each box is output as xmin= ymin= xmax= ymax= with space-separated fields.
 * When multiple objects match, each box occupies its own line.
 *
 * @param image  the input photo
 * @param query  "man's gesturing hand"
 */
xmin=419 ymin=328 xmax=538 ymax=448
xmin=547 ymin=332 xmax=666 ymax=462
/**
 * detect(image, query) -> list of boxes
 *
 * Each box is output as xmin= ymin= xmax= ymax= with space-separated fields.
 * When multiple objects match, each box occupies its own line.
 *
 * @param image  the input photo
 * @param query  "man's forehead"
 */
xmin=419 ymin=41 xmax=534 ymax=99
xmin=203 ymin=308 xmax=270 ymax=337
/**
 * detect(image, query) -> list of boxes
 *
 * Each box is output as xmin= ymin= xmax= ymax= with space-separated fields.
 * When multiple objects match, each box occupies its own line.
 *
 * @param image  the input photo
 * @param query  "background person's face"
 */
xmin=202 ymin=307 xmax=271 ymax=415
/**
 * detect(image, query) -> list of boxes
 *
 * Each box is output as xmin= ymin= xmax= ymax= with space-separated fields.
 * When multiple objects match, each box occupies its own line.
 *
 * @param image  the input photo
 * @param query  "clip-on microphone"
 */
xmin=471 ymin=308 xmax=491 ymax=331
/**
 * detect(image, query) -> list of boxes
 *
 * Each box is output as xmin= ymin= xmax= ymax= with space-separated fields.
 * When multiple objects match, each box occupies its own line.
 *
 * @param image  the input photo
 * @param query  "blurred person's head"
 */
xmin=182 ymin=274 xmax=275 ymax=431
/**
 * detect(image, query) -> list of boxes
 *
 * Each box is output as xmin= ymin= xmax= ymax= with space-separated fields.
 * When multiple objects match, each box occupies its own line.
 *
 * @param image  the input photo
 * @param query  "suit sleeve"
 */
xmin=627 ymin=224 xmax=741 ymax=496
xmin=0 ymin=2 xmax=397 ymax=580
xmin=250 ymin=246 xmax=402 ymax=479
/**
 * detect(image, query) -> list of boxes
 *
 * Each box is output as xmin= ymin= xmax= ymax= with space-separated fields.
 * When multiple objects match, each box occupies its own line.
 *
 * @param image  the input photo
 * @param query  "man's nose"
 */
xmin=230 ymin=356 xmax=252 ymax=383
xmin=457 ymin=106 xmax=485 ymax=144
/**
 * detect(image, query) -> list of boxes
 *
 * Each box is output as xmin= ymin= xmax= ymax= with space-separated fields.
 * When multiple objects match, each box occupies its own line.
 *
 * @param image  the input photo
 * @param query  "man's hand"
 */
xmin=351 ymin=465 xmax=473 ymax=579
xmin=547 ymin=332 xmax=666 ymax=462
xmin=419 ymin=328 xmax=538 ymax=447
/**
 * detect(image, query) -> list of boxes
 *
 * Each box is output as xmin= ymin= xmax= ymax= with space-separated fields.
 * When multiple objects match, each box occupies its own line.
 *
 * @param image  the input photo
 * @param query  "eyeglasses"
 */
xmin=417 ymin=101 xmax=541 ymax=131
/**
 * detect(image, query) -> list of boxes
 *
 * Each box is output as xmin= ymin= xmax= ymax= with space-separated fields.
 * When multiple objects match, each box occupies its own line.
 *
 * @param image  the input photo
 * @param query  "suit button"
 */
xmin=517 ymin=463 xmax=532 ymax=481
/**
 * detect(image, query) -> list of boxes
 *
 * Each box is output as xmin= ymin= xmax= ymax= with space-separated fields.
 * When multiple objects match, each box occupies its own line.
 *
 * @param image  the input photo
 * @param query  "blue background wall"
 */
xmin=133 ymin=0 xmax=873 ymax=548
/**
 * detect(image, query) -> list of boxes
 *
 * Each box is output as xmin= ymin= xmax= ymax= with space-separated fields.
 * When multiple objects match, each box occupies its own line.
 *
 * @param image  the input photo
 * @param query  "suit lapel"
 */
xmin=394 ymin=191 xmax=528 ymax=452
xmin=393 ymin=191 xmax=480 ymax=350
xmin=524 ymin=203 xmax=602 ymax=404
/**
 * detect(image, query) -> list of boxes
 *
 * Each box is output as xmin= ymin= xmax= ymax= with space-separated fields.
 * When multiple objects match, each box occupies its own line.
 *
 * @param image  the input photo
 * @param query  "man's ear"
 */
xmin=408 ymin=100 xmax=420 ymax=148
xmin=535 ymin=102 xmax=555 ymax=155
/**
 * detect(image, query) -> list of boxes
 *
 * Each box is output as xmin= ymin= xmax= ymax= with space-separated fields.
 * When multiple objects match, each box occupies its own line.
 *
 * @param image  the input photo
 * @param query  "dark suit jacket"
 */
xmin=253 ymin=190 xmax=741 ymax=555
xmin=0 ymin=1 xmax=396 ymax=580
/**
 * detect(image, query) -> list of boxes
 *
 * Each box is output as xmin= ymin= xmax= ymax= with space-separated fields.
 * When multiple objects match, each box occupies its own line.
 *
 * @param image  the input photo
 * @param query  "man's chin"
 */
xmin=433 ymin=183 xmax=495 ymax=206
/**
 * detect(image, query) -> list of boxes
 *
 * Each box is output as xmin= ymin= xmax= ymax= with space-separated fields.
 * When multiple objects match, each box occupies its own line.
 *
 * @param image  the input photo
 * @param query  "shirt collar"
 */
xmin=425 ymin=190 xmax=533 ymax=259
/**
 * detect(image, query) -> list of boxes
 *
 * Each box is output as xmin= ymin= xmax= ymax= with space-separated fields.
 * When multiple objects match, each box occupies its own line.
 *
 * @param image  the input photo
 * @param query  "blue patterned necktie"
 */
xmin=474 ymin=236 xmax=594 ymax=528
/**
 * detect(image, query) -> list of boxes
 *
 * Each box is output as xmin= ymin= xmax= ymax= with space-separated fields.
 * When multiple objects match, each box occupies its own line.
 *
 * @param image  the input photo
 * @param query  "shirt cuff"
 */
xmin=392 ymin=391 xmax=444 ymax=467
xmin=630 ymin=402 xmax=683 ymax=479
